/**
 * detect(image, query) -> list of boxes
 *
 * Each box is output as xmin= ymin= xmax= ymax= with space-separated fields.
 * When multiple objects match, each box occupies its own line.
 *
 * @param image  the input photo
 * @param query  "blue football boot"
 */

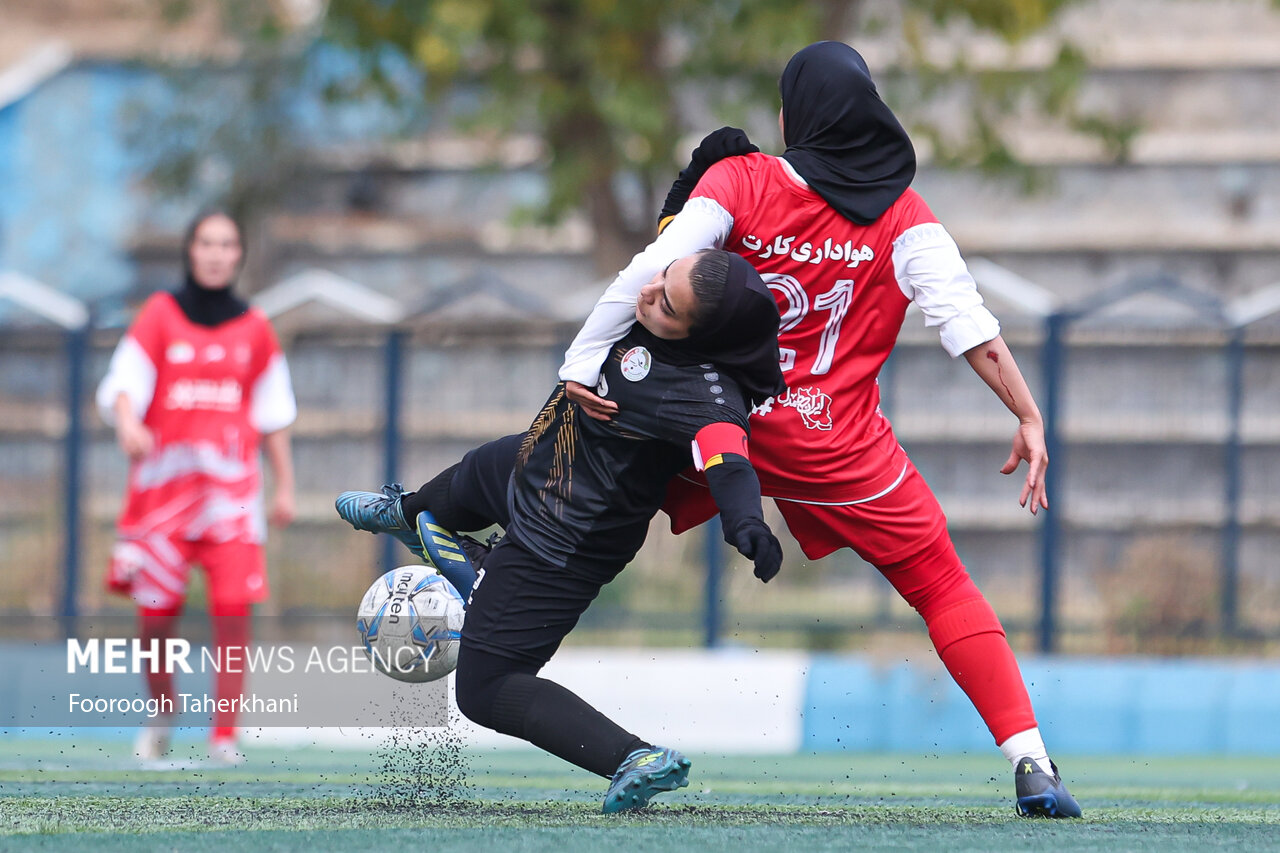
xmin=1014 ymin=756 xmax=1083 ymax=818
xmin=335 ymin=484 xmax=424 ymax=559
xmin=602 ymin=746 xmax=691 ymax=814
xmin=413 ymin=510 xmax=478 ymax=598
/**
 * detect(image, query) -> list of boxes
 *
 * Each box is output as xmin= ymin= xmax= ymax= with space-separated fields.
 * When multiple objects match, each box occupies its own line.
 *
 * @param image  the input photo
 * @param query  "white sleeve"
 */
xmin=250 ymin=353 xmax=298 ymax=434
xmin=558 ymin=196 xmax=734 ymax=385
xmin=892 ymin=222 xmax=1001 ymax=358
xmin=95 ymin=336 xmax=156 ymax=425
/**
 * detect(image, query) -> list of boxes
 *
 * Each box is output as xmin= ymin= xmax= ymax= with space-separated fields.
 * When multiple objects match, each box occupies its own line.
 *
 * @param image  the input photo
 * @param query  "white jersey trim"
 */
xmin=558 ymin=196 xmax=733 ymax=386
xmin=95 ymin=335 xmax=156 ymax=425
xmin=891 ymin=221 xmax=1001 ymax=357
xmin=690 ymin=437 xmax=706 ymax=471
xmin=675 ymin=460 xmax=910 ymax=507
xmin=250 ymin=352 xmax=298 ymax=433
xmin=777 ymin=156 xmax=810 ymax=187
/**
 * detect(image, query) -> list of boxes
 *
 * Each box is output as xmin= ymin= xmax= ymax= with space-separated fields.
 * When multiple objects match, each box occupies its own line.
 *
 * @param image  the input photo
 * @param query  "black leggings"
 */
xmin=454 ymin=643 xmax=647 ymax=778
xmin=409 ymin=435 xmax=649 ymax=778
xmin=454 ymin=536 xmax=647 ymax=778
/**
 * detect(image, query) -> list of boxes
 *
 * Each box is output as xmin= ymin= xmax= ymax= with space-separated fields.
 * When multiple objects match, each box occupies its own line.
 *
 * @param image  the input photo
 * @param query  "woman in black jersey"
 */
xmin=337 ymin=248 xmax=785 ymax=812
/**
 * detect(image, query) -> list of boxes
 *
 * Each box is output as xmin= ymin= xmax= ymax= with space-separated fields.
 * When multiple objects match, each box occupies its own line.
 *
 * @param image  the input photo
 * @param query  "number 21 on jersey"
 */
xmin=763 ymin=274 xmax=855 ymax=376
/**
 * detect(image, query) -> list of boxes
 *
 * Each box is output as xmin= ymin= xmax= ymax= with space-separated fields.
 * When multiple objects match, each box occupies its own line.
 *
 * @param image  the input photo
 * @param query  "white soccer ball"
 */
xmin=356 ymin=566 xmax=465 ymax=683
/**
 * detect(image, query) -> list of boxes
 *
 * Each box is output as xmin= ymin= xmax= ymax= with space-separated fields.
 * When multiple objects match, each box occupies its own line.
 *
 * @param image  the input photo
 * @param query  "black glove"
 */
xmin=658 ymin=127 xmax=759 ymax=226
xmin=732 ymin=518 xmax=783 ymax=583
xmin=689 ymin=126 xmax=758 ymax=171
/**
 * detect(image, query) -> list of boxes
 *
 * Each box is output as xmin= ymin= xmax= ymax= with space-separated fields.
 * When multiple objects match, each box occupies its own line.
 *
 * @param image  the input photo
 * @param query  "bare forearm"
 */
xmin=965 ymin=335 xmax=1050 ymax=512
xmin=112 ymin=392 xmax=154 ymax=459
xmin=262 ymin=429 xmax=294 ymax=493
xmin=262 ymin=428 xmax=297 ymax=527
xmin=963 ymin=336 xmax=1041 ymax=423
xmin=113 ymin=393 xmax=139 ymax=430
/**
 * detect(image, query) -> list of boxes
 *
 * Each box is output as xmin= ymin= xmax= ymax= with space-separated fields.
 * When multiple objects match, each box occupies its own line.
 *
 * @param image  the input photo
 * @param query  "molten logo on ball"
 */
xmin=356 ymin=566 xmax=465 ymax=683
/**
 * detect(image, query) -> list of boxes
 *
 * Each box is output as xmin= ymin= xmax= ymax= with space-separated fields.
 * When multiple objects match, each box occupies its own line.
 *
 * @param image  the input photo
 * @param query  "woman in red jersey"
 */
xmin=96 ymin=209 xmax=297 ymax=765
xmin=558 ymin=42 xmax=1080 ymax=818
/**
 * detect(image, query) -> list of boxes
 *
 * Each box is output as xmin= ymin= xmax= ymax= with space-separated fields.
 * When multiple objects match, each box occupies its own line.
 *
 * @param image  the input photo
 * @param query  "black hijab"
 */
xmin=630 ymin=252 xmax=786 ymax=407
xmin=173 ymin=210 xmax=250 ymax=327
xmin=779 ymin=41 xmax=916 ymax=225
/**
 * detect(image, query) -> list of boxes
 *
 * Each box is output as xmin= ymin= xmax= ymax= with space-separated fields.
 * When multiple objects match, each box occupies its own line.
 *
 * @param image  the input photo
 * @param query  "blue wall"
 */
xmin=0 ymin=64 xmax=144 ymax=302
xmin=4 ymin=642 xmax=1278 ymax=753
xmin=804 ymin=656 xmax=1280 ymax=755
xmin=0 ymin=47 xmax=424 ymax=310
xmin=0 ymin=96 xmax=18 ymax=257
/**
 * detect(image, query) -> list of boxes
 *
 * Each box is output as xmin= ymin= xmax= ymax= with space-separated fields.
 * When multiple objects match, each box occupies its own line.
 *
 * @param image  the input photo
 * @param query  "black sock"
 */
xmin=491 ymin=672 xmax=649 ymax=778
xmin=401 ymin=463 xmax=491 ymax=532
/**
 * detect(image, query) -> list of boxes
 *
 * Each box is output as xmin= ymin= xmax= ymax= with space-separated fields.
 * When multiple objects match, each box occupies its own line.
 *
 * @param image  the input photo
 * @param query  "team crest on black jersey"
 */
xmin=620 ymin=346 xmax=652 ymax=382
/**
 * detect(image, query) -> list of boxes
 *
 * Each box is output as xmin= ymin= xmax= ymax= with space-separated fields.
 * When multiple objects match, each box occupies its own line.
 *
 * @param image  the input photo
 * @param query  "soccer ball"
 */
xmin=356 ymin=566 xmax=465 ymax=683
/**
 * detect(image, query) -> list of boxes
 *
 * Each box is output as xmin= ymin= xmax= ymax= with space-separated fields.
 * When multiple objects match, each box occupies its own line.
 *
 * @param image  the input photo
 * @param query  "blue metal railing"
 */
xmin=1221 ymin=328 xmax=1246 ymax=637
xmin=10 ymin=269 xmax=1280 ymax=648
xmin=59 ymin=325 xmax=88 ymax=638
xmin=379 ymin=329 xmax=406 ymax=575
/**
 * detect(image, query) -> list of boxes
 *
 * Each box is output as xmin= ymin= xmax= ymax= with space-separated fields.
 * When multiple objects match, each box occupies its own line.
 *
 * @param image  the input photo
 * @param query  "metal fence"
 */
xmin=3 ymin=266 xmax=1279 ymax=654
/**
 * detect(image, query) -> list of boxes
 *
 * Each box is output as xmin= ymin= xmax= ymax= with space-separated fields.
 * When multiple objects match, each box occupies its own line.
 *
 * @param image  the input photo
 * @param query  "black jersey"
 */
xmin=505 ymin=327 xmax=751 ymax=568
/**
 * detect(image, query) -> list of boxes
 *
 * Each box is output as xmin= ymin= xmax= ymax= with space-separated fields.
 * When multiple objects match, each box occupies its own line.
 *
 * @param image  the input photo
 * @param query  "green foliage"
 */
xmin=123 ymin=64 xmax=301 ymax=224
xmin=317 ymin=0 xmax=1131 ymax=266
xmin=1072 ymin=112 xmax=1142 ymax=162
xmin=125 ymin=2 xmax=325 ymax=221
xmin=893 ymin=5 xmax=1141 ymax=189
xmin=912 ymin=0 xmax=1079 ymax=41
xmin=323 ymin=0 xmax=819 ymax=264
xmin=135 ymin=0 xmax=1145 ymax=266
xmin=1096 ymin=535 xmax=1227 ymax=655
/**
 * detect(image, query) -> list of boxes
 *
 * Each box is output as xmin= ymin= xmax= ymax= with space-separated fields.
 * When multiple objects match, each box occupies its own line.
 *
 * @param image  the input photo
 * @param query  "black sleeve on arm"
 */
xmin=703 ymin=454 xmax=783 ymax=583
xmin=658 ymin=127 xmax=759 ymax=228
xmin=703 ymin=454 xmax=765 ymax=543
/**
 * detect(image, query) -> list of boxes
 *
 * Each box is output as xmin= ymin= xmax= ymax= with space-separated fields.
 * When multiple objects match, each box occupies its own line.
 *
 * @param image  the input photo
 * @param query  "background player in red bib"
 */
xmin=96 ymin=209 xmax=297 ymax=765
xmin=559 ymin=42 xmax=1080 ymax=818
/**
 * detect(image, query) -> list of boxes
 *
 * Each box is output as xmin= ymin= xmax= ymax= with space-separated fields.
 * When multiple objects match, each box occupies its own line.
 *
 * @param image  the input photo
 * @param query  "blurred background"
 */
xmin=3 ymin=0 xmax=1280 ymax=658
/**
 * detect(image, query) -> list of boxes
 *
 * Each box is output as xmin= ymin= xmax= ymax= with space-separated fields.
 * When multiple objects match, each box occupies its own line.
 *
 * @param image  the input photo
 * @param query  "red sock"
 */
xmin=210 ymin=601 xmax=251 ymax=740
xmin=879 ymin=532 xmax=1037 ymax=744
xmin=925 ymin=597 xmax=1037 ymax=743
xmin=138 ymin=605 xmax=182 ymax=712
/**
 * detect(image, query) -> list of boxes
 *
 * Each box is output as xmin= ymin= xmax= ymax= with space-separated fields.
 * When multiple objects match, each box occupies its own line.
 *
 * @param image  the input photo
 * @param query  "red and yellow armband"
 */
xmin=691 ymin=422 xmax=749 ymax=471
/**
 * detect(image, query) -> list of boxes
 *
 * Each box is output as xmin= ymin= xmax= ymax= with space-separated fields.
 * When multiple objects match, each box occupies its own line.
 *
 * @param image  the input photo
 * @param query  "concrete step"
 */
xmin=916 ymin=161 xmax=1280 ymax=245
xmin=959 ymin=250 xmax=1280 ymax=305
xmin=299 ymin=148 xmax=1280 ymax=220
xmin=858 ymin=0 xmax=1280 ymax=74
xmin=937 ymin=493 xmax=1280 ymax=531
xmin=269 ymin=153 xmax=1280 ymax=298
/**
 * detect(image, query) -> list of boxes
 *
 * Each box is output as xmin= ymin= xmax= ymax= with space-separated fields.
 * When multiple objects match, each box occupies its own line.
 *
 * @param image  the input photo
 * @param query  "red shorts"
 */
xmin=107 ymin=537 xmax=268 ymax=610
xmin=663 ymin=456 xmax=948 ymax=568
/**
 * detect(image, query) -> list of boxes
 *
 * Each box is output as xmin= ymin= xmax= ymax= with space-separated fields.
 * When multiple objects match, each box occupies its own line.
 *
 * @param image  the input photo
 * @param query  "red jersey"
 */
xmin=560 ymin=153 xmax=999 ymax=506
xmin=693 ymin=154 xmax=932 ymax=501
xmin=98 ymin=293 xmax=296 ymax=548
